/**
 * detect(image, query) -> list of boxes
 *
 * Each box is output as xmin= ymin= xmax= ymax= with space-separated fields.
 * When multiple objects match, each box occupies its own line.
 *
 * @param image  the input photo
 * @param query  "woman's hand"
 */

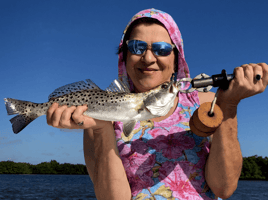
xmin=217 ymin=63 xmax=268 ymax=107
xmin=46 ymin=103 xmax=111 ymax=131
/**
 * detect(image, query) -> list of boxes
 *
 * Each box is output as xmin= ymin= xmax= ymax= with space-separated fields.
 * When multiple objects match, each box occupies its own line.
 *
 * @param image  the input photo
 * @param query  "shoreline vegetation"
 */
xmin=1 ymin=155 xmax=267 ymax=180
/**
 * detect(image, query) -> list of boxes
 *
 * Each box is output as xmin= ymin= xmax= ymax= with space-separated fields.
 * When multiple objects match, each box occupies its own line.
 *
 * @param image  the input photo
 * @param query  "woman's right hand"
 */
xmin=46 ymin=103 xmax=111 ymax=131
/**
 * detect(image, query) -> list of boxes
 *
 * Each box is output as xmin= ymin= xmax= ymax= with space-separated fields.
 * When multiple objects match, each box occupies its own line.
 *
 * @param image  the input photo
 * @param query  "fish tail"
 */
xmin=4 ymin=98 xmax=47 ymax=134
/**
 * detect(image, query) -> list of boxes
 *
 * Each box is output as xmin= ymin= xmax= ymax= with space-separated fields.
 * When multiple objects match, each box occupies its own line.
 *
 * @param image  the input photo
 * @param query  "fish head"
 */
xmin=144 ymin=80 xmax=181 ymax=116
xmin=152 ymin=79 xmax=180 ymax=97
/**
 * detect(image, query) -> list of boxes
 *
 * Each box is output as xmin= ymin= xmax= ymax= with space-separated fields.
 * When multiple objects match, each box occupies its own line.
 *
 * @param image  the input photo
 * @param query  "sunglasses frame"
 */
xmin=126 ymin=40 xmax=176 ymax=56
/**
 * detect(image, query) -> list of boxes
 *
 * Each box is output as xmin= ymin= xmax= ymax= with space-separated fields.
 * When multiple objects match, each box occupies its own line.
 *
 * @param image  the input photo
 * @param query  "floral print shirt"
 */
xmin=114 ymin=91 xmax=218 ymax=199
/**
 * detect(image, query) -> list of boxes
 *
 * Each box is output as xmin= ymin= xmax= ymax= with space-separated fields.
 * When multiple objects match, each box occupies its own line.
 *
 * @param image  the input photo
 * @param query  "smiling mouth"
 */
xmin=138 ymin=68 xmax=158 ymax=73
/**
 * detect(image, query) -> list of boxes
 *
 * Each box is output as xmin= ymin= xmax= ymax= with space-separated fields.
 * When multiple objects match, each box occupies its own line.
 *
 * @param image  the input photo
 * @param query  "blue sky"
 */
xmin=0 ymin=0 xmax=267 ymax=165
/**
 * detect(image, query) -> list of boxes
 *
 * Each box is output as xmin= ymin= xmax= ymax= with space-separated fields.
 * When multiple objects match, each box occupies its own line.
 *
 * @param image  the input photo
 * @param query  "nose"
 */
xmin=142 ymin=45 xmax=157 ymax=64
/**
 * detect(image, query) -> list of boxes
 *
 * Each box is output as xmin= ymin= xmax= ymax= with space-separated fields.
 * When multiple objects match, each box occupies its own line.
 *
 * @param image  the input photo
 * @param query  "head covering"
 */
xmin=118 ymin=8 xmax=190 ymax=91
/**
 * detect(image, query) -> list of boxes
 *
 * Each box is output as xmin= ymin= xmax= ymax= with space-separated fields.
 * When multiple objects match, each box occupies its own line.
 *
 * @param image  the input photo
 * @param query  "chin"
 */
xmin=134 ymin=81 xmax=160 ymax=92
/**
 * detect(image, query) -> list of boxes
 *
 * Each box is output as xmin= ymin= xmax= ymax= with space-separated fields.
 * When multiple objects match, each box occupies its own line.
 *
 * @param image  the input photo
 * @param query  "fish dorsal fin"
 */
xmin=105 ymin=78 xmax=130 ymax=93
xmin=48 ymin=79 xmax=100 ymax=100
xmin=123 ymin=120 xmax=137 ymax=137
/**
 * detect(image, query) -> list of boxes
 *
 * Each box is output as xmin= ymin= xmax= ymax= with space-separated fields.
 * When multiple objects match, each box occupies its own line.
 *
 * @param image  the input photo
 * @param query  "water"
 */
xmin=0 ymin=174 xmax=96 ymax=200
xmin=226 ymin=180 xmax=268 ymax=200
xmin=0 ymin=175 xmax=267 ymax=199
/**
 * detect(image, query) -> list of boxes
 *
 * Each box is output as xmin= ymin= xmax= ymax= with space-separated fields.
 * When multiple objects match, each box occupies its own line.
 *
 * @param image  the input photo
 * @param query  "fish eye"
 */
xmin=161 ymin=84 xmax=168 ymax=89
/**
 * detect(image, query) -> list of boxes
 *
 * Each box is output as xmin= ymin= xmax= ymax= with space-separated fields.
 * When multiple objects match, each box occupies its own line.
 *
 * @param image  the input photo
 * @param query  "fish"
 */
xmin=4 ymin=78 xmax=181 ymax=136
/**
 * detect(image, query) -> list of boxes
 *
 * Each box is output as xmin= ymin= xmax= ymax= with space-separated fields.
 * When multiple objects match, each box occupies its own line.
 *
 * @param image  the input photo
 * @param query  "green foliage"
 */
xmin=240 ymin=155 xmax=268 ymax=180
xmin=0 ymin=160 xmax=88 ymax=175
xmin=1 ymin=156 xmax=267 ymax=179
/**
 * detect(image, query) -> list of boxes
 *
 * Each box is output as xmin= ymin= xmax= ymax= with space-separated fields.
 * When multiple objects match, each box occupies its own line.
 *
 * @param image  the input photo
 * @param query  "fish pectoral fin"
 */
xmin=123 ymin=120 xmax=137 ymax=137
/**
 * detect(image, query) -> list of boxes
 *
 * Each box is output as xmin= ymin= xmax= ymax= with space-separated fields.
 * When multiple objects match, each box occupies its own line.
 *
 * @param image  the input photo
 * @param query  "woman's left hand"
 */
xmin=217 ymin=63 xmax=268 ymax=107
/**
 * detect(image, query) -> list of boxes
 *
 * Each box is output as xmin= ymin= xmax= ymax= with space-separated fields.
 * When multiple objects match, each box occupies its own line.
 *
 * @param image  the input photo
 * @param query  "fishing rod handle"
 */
xmin=192 ymin=70 xmax=234 ymax=90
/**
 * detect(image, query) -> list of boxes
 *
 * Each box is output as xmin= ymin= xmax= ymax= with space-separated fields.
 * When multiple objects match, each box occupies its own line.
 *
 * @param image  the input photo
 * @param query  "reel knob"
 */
xmin=190 ymin=102 xmax=223 ymax=137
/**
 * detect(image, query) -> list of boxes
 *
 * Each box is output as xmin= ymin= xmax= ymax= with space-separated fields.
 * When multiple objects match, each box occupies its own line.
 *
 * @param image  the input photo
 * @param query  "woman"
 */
xmin=47 ymin=8 xmax=268 ymax=199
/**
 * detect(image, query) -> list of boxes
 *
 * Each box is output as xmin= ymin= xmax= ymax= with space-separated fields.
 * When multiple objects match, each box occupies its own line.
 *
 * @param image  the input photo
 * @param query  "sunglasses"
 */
xmin=126 ymin=40 xmax=175 ymax=56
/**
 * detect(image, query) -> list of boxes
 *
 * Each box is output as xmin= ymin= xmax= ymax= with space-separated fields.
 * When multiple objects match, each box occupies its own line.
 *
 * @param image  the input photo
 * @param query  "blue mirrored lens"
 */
xmin=127 ymin=40 xmax=173 ymax=56
xmin=152 ymin=42 xmax=173 ymax=56
xmin=127 ymin=40 xmax=147 ymax=55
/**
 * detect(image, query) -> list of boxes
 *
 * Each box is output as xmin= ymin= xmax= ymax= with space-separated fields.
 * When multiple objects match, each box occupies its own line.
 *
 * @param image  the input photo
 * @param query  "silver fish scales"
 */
xmin=4 ymin=78 xmax=181 ymax=136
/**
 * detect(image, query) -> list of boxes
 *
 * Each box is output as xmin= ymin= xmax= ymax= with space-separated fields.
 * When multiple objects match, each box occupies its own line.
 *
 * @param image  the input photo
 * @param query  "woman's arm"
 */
xmin=199 ymin=91 xmax=242 ymax=199
xmin=200 ymin=63 xmax=267 ymax=199
xmin=205 ymin=101 xmax=242 ymax=199
xmin=47 ymin=104 xmax=132 ymax=199
xmin=83 ymin=128 xmax=95 ymax=181
xmin=84 ymin=124 xmax=132 ymax=200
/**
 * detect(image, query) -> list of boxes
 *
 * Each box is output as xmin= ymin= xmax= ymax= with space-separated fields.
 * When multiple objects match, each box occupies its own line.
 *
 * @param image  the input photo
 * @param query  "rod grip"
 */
xmin=192 ymin=70 xmax=234 ymax=90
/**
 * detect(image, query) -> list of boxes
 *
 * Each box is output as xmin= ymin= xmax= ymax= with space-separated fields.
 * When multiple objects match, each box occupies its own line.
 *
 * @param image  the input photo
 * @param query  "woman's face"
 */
xmin=126 ymin=23 xmax=175 ymax=93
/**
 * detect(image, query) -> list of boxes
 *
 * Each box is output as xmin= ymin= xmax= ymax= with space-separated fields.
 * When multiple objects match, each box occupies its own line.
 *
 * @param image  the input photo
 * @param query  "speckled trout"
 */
xmin=4 ymin=78 xmax=181 ymax=136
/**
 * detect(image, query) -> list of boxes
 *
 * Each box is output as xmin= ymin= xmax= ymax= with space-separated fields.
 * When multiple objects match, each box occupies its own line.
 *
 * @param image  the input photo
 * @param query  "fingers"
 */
xmin=71 ymin=105 xmax=88 ymax=125
xmin=47 ymin=103 xmax=59 ymax=126
xmin=231 ymin=63 xmax=267 ymax=94
xmin=234 ymin=63 xmax=263 ymax=84
xmin=47 ymin=103 xmax=72 ymax=128
xmin=60 ymin=106 xmax=77 ymax=128
xmin=218 ymin=63 xmax=267 ymax=107
xmin=233 ymin=66 xmax=244 ymax=84
xmin=258 ymin=63 xmax=268 ymax=87
xmin=47 ymin=103 xmax=88 ymax=129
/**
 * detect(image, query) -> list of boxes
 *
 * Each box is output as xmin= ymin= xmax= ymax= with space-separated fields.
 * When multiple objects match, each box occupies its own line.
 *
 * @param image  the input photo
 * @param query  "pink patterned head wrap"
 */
xmin=118 ymin=8 xmax=190 ymax=91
